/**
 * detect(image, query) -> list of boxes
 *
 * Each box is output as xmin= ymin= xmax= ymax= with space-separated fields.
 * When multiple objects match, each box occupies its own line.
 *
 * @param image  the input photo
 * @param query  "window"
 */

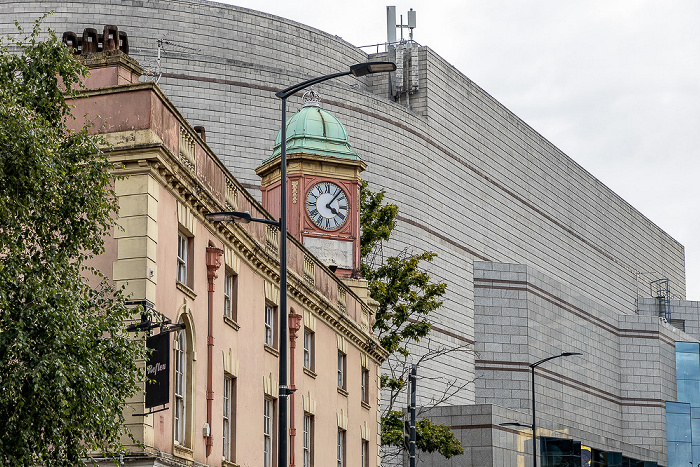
xmin=303 ymin=413 xmax=313 ymax=467
xmin=177 ymin=231 xmax=188 ymax=284
xmin=303 ymin=328 xmax=314 ymax=371
xmin=174 ymin=328 xmax=186 ymax=445
xmin=265 ymin=304 xmax=276 ymax=348
xmin=361 ymin=367 xmax=370 ymax=404
xmin=264 ymin=398 xmax=274 ymax=467
xmin=223 ymin=376 xmax=235 ymax=461
xmin=337 ymin=352 xmax=346 ymax=389
xmin=337 ymin=429 xmax=346 ymax=467
xmin=224 ymin=270 xmax=237 ymax=320
xmin=362 ymin=440 xmax=369 ymax=467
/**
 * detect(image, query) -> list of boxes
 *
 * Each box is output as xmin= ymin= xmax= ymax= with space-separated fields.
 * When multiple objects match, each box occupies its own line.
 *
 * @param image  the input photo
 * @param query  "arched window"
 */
xmin=174 ymin=326 xmax=187 ymax=445
xmin=172 ymin=310 xmax=195 ymax=450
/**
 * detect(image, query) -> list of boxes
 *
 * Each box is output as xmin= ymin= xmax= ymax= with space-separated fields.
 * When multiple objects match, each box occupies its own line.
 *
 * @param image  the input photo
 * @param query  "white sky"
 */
xmin=215 ymin=0 xmax=700 ymax=299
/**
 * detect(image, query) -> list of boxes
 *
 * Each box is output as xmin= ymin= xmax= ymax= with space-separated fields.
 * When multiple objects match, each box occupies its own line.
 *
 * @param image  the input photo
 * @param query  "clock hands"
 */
xmin=326 ymin=187 xmax=342 ymax=207
xmin=325 ymin=187 xmax=343 ymax=215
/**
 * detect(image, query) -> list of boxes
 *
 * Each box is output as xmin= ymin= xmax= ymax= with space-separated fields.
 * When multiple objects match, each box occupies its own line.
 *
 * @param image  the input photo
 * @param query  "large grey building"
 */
xmin=3 ymin=1 xmax=699 ymax=465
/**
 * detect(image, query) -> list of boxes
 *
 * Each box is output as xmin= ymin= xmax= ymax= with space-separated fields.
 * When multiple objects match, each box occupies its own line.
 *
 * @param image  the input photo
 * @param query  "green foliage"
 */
xmin=360 ymin=182 xmax=462 ymax=460
xmin=359 ymin=180 xmax=397 ymax=258
xmin=380 ymin=412 xmax=464 ymax=459
xmin=0 ymin=20 xmax=149 ymax=466
xmin=380 ymin=410 xmax=406 ymax=447
xmin=415 ymin=417 xmax=464 ymax=458
xmin=365 ymin=251 xmax=445 ymax=356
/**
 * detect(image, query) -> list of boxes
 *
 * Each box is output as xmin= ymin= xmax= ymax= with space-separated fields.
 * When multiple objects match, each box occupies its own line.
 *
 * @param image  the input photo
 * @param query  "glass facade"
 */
xmin=540 ymin=438 xmax=656 ymax=467
xmin=667 ymin=341 xmax=700 ymax=467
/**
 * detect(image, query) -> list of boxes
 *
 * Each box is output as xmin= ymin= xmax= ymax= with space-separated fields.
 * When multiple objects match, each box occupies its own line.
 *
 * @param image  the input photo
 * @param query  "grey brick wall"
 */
xmin=473 ymin=261 xmax=691 ymax=464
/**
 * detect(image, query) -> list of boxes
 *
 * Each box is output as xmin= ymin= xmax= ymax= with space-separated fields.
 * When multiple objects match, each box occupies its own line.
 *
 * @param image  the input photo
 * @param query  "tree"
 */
xmin=0 ymin=20 xmax=149 ymax=465
xmin=360 ymin=181 xmax=466 ymax=461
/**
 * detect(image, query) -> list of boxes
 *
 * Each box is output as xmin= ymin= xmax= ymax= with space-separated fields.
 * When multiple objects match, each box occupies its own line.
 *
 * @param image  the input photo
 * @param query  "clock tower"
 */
xmin=256 ymin=91 xmax=365 ymax=277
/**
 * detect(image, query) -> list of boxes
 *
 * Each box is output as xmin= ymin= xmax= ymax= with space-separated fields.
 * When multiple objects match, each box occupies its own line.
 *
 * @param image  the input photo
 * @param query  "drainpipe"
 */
xmin=205 ymin=246 xmax=223 ymax=458
xmin=288 ymin=312 xmax=302 ymax=467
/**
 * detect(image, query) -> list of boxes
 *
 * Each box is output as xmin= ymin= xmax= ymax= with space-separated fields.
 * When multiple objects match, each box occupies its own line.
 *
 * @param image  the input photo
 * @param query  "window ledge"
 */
xmin=303 ymin=367 xmax=317 ymax=379
xmin=176 ymin=281 xmax=197 ymax=299
xmin=361 ymin=400 xmax=371 ymax=410
xmin=224 ymin=316 xmax=240 ymax=331
xmin=172 ymin=443 xmax=194 ymax=461
xmin=264 ymin=344 xmax=279 ymax=357
xmin=222 ymin=460 xmax=240 ymax=467
xmin=337 ymin=387 xmax=349 ymax=397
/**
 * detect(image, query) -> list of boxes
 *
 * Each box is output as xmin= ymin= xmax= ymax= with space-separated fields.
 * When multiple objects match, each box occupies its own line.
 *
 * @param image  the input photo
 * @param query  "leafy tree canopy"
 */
xmin=0 ymin=20 xmax=148 ymax=466
xmin=360 ymin=181 xmax=464 ymax=460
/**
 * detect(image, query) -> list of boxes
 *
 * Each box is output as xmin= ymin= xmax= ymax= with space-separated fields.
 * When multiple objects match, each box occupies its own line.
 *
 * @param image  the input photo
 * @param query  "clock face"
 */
xmin=306 ymin=182 xmax=349 ymax=230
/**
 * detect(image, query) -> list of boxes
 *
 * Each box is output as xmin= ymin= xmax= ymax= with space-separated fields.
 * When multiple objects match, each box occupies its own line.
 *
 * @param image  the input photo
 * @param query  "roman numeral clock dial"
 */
xmin=306 ymin=182 xmax=349 ymax=230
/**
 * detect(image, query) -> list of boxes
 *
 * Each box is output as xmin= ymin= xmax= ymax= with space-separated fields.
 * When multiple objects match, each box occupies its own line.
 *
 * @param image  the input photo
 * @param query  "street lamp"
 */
xmin=210 ymin=61 xmax=395 ymax=467
xmin=205 ymin=210 xmax=280 ymax=226
xmin=274 ymin=61 xmax=395 ymax=467
xmin=530 ymin=352 xmax=582 ymax=467
xmin=500 ymin=422 xmax=532 ymax=429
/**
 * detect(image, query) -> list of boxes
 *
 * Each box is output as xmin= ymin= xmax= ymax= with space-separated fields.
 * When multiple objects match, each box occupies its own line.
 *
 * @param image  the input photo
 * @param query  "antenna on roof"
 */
xmin=387 ymin=6 xmax=417 ymax=45
xmin=386 ymin=7 xmax=419 ymax=107
xmin=143 ymin=38 xmax=202 ymax=84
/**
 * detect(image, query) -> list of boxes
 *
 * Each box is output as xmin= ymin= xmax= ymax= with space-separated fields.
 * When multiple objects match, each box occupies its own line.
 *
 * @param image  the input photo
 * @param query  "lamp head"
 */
xmin=350 ymin=61 xmax=397 ymax=77
xmin=561 ymin=352 xmax=583 ymax=357
xmin=205 ymin=211 xmax=252 ymax=223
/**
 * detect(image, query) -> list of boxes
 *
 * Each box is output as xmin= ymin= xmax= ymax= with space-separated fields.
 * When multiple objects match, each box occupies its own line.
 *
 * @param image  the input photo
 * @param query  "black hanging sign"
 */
xmin=145 ymin=332 xmax=170 ymax=408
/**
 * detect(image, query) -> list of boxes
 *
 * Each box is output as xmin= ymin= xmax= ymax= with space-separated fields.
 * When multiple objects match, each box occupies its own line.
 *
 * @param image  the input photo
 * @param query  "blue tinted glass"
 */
xmin=668 ymin=402 xmax=691 ymax=414
xmin=677 ymin=380 xmax=700 ymax=406
xmin=692 ymin=417 xmax=700 ymax=443
xmin=667 ymin=441 xmax=691 ymax=467
xmin=677 ymin=342 xmax=700 ymax=354
xmin=607 ymin=452 xmax=622 ymax=467
xmin=677 ymin=351 xmax=700 ymax=379
xmin=692 ymin=445 xmax=700 ymax=464
xmin=667 ymin=409 xmax=692 ymax=442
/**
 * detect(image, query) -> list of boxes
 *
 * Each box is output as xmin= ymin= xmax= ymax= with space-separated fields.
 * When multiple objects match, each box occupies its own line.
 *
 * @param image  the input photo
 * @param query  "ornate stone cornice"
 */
xmin=109 ymin=138 xmax=386 ymax=363
xmin=94 ymin=82 xmax=387 ymax=363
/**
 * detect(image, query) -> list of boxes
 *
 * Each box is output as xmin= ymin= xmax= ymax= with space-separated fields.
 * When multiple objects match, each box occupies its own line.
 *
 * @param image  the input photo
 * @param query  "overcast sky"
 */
xmin=215 ymin=0 xmax=700 ymax=300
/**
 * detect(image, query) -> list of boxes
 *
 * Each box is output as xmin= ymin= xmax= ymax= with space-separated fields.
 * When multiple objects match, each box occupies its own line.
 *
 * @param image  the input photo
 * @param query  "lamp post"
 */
xmin=207 ymin=60 xmax=395 ymax=467
xmin=530 ymin=352 xmax=582 ymax=467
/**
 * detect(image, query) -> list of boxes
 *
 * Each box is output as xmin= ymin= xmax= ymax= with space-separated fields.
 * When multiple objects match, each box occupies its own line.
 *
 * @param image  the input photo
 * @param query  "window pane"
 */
xmin=677 ymin=380 xmax=700 ymax=406
xmin=224 ymin=272 xmax=232 ymax=318
xmin=265 ymin=305 xmax=274 ymax=346
xmin=177 ymin=232 xmax=188 ymax=283
xmin=303 ymin=414 xmax=312 ymax=467
xmin=667 ymin=405 xmax=692 ymax=442
xmin=677 ymin=350 xmax=700 ymax=380
xmin=337 ymin=430 xmax=342 ymax=467
xmin=174 ymin=328 xmax=186 ymax=444
xmin=304 ymin=329 xmax=312 ymax=369
xmin=223 ymin=377 xmax=231 ymax=459
xmin=677 ymin=342 xmax=700 ymax=354
xmin=264 ymin=399 xmax=273 ymax=467
xmin=667 ymin=441 xmax=691 ymax=467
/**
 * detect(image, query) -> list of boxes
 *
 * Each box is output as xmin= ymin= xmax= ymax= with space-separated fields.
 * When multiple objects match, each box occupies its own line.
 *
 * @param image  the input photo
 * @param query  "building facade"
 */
xmin=70 ymin=50 xmax=386 ymax=467
xmin=3 ymin=1 xmax=699 ymax=465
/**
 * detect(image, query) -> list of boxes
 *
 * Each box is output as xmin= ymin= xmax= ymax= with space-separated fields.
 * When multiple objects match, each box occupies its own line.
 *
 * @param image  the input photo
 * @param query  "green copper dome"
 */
xmin=269 ymin=100 xmax=360 ymax=161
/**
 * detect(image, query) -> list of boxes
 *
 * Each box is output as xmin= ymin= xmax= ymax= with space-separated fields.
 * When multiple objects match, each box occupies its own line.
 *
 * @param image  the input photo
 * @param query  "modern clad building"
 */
xmin=4 ymin=1 xmax=700 ymax=465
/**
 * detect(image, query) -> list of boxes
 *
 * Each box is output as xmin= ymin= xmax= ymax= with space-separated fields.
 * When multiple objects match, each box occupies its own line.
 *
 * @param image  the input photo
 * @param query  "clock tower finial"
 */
xmin=256 ymin=102 xmax=366 ymax=277
xmin=301 ymin=88 xmax=322 ymax=107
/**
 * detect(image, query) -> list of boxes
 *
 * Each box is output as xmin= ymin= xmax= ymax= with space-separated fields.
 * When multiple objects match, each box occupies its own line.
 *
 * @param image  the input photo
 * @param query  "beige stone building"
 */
xmin=71 ymin=49 xmax=387 ymax=467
